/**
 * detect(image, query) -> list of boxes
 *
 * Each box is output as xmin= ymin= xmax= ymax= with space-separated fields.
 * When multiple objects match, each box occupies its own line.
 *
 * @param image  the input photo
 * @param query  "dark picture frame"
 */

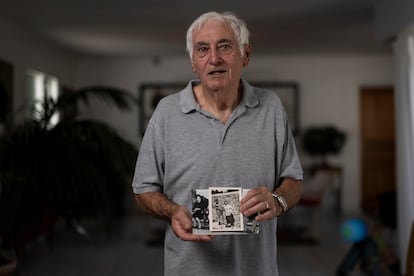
xmin=0 ymin=59 xmax=14 ymax=127
xmin=251 ymin=81 xmax=300 ymax=136
xmin=138 ymin=82 xmax=187 ymax=136
xmin=138 ymin=81 xmax=300 ymax=136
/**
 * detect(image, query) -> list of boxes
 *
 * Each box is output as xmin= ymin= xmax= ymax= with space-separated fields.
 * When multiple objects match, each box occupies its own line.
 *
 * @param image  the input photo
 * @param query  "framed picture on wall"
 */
xmin=137 ymin=81 xmax=300 ymax=136
xmin=138 ymin=82 xmax=187 ymax=136
xmin=251 ymin=81 xmax=300 ymax=136
xmin=0 ymin=59 xmax=14 ymax=127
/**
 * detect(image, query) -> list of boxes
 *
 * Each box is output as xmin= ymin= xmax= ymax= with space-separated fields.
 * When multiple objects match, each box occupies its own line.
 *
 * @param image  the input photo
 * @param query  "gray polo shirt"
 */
xmin=132 ymin=78 xmax=303 ymax=276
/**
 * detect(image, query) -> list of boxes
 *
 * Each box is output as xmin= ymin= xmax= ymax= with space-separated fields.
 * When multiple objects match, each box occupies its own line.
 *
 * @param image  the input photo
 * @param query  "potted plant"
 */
xmin=302 ymin=125 xmax=347 ymax=168
xmin=0 ymin=85 xmax=138 ymax=266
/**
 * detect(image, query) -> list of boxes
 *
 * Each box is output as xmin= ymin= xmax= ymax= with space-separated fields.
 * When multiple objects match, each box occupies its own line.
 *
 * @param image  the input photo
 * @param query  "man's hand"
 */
xmin=135 ymin=192 xmax=213 ymax=241
xmin=240 ymin=186 xmax=280 ymax=221
xmin=170 ymin=205 xmax=213 ymax=241
xmin=240 ymin=179 xmax=302 ymax=221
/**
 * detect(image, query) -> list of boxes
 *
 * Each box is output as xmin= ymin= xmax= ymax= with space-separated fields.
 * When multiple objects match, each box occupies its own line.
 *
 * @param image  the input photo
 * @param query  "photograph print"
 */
xmin=208 ymin=187 xmax=244 ymax=232
xmin=191 ymin=189 xmax=210 ymax=234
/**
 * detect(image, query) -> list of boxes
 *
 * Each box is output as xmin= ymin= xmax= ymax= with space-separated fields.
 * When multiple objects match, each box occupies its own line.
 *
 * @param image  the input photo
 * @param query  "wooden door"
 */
xmin=360 ymin=86 xmax=396 ymax=212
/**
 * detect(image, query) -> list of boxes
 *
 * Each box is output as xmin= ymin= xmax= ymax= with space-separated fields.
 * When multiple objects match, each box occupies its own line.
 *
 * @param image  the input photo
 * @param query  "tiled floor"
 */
xmin=14 ymin=205 xmax=374 ymax=276
xmin=17 ymin=214 xmax=165 ymax=276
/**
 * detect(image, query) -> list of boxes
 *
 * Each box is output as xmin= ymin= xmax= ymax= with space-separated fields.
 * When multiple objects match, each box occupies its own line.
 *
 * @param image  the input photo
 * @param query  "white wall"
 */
xmin=0 ymin=15 xmax=78 ymax=119
xmin=75 ymin=53 xmax=393 ymax=214
xmin=249 ymin=54 xmax=393 ymax=213
xmin=73 ymin=56 xmax=195 ymax=147
xmin=0 ymin=12 xmax=392 ymax=214
xmin=375 ymin=0 xmax=414 ymax=42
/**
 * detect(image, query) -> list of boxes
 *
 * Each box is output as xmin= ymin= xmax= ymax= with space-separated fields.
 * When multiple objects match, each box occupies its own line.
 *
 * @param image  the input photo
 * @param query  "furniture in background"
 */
xmin=298 ymin=166 xmax=342 ymax=239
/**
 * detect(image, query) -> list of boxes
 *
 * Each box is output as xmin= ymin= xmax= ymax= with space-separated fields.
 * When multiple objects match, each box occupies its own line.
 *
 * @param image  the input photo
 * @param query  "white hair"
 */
xmin=186 ymin=11 xmax=250 ymax=61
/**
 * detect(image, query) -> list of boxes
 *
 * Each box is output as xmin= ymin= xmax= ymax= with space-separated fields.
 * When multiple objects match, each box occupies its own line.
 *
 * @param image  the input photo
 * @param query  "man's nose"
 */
xmin=208 ymin=48 xmax=222 ymax=64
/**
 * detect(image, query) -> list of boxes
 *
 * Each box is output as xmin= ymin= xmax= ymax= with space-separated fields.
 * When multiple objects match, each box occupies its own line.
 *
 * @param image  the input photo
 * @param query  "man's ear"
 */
xmin=191 ymin=63 xmax=196 ymax=73
xmin=242 ymin=44 xmax=252 ymax=67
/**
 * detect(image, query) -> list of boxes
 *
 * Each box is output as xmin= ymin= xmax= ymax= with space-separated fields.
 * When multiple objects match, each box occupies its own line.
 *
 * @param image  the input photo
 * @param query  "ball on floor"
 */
xmin=340 ymin=218 xmax=368 ymax=242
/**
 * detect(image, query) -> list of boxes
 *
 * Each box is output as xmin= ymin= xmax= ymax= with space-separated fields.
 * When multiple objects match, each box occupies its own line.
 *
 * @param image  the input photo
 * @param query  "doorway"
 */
xmin=359 ymin=86 xmax=396 ymax=213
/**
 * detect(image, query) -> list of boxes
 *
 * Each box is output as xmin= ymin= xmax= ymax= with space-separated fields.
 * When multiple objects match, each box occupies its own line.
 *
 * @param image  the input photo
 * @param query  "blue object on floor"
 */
xmin=340 ymin=218 xmax=368 ymax=243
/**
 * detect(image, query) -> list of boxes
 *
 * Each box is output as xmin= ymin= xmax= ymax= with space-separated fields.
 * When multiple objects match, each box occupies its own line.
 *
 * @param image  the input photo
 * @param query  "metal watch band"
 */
xmin=272 ymin=192 xmax=288 ymax=213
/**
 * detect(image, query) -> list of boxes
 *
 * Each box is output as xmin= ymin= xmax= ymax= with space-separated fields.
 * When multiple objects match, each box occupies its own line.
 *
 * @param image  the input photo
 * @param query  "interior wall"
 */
xmin=249 ymin=54 xmax=393 ymax=214
xmin=375 ymin=0 xmax=414 ymax=42
xmin=74 ymin=53 xmax=392 ymax=214
xmin=0 ymin=1 xmax=402 ymax=235
xmin=0 ymin=15 xmax=78 ymax=120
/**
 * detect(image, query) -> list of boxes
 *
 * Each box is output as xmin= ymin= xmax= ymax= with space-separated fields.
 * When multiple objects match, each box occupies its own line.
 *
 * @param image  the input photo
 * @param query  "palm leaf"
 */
xmin=0 ymin=85 xmax=138 ymax=239
xmin=58 ymin=85 xmax=136 ymax=116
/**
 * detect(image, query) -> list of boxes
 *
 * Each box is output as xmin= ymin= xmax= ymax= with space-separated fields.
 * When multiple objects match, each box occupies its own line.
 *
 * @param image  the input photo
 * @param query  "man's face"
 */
xmin=191 ymin=21 xmax=250 ymax=92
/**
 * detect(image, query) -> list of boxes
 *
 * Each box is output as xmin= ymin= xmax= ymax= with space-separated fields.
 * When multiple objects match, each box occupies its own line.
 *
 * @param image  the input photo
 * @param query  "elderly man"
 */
xmin=132 ymin=11 xmax=303 ymax=276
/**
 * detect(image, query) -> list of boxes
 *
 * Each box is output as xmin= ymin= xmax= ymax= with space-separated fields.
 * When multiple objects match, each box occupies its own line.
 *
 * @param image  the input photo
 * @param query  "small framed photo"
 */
xmin=251 ymin=81 xmax=300 ymax=136
xmin=137 ymin=83 xmax=186 ymax=136
xmin=208 ymin=187 xmax=244 ymax=232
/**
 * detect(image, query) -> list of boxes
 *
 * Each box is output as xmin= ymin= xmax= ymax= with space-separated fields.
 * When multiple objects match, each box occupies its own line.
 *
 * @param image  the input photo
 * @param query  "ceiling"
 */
xmin=0 ymin=0 xmax=390 ymax=57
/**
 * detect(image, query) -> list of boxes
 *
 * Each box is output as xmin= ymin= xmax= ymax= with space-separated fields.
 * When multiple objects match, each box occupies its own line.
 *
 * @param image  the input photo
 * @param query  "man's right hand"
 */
xmin=135 ymin=192 xmax=213 ymax=242
xmin=171 ymin=205 xmax=213 ymax=242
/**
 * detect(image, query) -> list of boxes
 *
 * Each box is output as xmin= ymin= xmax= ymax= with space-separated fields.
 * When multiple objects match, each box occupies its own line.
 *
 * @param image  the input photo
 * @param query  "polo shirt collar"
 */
xmin=180 ymin=78 xmax=259 ymax=114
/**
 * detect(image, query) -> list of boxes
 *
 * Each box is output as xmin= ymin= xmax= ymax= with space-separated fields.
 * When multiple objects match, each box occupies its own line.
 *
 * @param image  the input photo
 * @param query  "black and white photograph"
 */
xmin=191 ymin=189 xmax=210 ymax=233
xmin=191 ymin=188 xmax=260 ymax=235
xmin=208 ymin=187 xmax=244 ymax=232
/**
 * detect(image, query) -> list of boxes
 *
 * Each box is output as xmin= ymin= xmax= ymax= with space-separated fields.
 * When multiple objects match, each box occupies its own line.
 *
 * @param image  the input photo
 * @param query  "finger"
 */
xmin=172 ymin=217 xmax=213 ymax=241
xmin=240 ymin=193 xmax=259 ymax=212
xmin=241 ymin=190 xmax=270 ymax=213
xmin=176 ymin=229 xmax=213 ymax=241
xmin=255 ymin=201 xmax=283 ymax=222
xmin=242 ymin=200 xmax=268 ymax=217
xmin=240 ymin=186 xmax=271 ymax=210
xmin=240 ymin=188 xmax=261 ymax=204
xmin=193 ymin=235 xmax=214 ymax=241
xmin=254 ymin=210 xmax=274 ymax=222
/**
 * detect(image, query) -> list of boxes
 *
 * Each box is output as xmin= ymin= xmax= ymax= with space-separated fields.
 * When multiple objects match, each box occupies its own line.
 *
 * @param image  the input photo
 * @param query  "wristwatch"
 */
xmin=272 ymin=192 xmax=288 ymax=215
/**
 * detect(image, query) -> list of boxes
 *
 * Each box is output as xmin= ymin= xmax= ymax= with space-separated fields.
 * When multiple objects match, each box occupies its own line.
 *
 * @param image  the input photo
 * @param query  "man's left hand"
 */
xmin=240 ymin=186 xmax=281 ymax=221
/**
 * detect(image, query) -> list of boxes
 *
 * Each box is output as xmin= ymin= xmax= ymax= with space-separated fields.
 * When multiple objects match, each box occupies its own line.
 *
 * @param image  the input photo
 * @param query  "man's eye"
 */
xmin=218 ymin=44 xmax=233 ymax=53
xmin=197 ymin=47 xmax=208 ymax=53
